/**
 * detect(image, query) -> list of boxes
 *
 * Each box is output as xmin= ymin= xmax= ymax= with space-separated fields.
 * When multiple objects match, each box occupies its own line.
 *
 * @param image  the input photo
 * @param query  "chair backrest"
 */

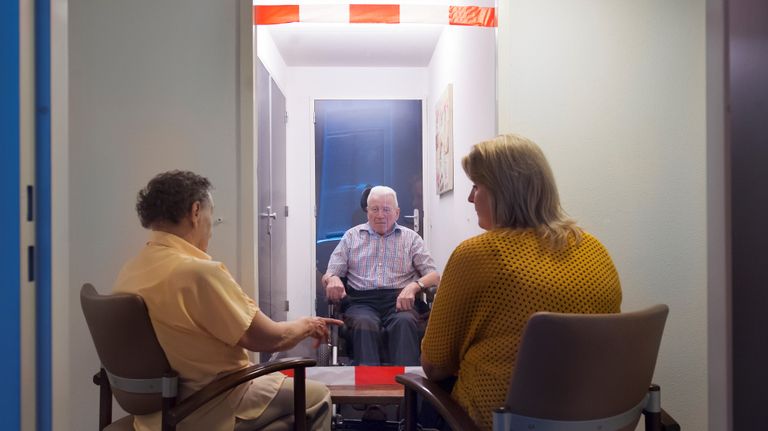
xmin=360 ymin=185 xmax=373 ymax=212
xmin=505 ymin=304 xmax=669 ymax=429
xmin=80 ymin=283 xmax=173 ymax=415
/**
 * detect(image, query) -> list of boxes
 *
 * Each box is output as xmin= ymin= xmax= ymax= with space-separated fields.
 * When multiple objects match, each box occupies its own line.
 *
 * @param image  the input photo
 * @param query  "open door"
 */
xmin=256 ymin=59 xmax=288 ymax=338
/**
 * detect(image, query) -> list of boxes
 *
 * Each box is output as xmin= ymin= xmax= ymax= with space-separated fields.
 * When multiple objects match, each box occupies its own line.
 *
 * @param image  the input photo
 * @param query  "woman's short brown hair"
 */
xmin=136 ymin=170 xmax=212 ymax=228
xmin=461 ymin=134 xmax=581 ymax=248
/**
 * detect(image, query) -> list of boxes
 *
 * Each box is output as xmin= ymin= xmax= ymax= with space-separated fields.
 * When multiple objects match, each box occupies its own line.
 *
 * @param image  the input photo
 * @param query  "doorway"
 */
xmin=254 ymin=13 xmax=498 ymax=322
xmin=314 ymin=99 xmax=424 ymax=282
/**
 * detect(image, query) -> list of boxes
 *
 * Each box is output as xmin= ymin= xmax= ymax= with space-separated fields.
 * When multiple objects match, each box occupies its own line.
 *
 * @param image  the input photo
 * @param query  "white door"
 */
xmin=257 ymin=60 xmax=288 ymax=329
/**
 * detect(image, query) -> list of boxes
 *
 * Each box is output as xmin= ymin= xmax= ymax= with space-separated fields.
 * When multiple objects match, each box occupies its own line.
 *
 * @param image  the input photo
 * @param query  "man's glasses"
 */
xmin=368 ymin=206 xmax=394 ymax=215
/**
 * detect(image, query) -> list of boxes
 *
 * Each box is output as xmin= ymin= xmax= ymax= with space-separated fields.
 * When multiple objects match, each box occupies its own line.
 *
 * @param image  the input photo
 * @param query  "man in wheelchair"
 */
xmin=321 ymin=186 xmax=440 ymax=366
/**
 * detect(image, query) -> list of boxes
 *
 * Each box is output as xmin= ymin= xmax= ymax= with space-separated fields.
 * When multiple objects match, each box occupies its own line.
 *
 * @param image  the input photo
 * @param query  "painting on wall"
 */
xmin=436 ymin=84 xmax=454 ymax=195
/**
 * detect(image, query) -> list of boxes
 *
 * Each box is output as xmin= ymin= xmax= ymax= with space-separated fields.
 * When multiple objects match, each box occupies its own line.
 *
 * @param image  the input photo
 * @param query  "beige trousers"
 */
xmin=236 ymin=378 xmax=332 ymax=431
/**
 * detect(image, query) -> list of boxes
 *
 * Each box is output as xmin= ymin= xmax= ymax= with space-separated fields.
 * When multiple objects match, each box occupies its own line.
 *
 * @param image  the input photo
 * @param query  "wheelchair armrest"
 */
xmin=164 ymin=357 xmax=316 ymax=426
xmin=328 ymin=300 xmax=339 ymax=316
xmin=420 ymin=286 xmax=438 ymax=305
xmin=396 ymin=373 xmax=481 ymax=431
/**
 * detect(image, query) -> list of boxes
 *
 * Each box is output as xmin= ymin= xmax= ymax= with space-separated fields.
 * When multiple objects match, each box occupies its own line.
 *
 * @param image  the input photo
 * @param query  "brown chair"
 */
xmin=80 ymin=283 xmax=316 ymax=431
xmin=396 ymin=304 xmax=681 ymax=431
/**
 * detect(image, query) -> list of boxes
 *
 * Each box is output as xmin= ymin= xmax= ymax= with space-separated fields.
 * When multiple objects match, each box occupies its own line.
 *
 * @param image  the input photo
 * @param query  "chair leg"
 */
xmin=294 ymin=367 xmax=307 ymax=431
xmin=403 ymin=387 xmax=418 ymax=431
xmin=643 ymin=384 xmax=662 ymax=431
xmin=95 ymin=368 xmax=113 ymax=431
xmin=162 ymin=386 xmax=177 ymax=431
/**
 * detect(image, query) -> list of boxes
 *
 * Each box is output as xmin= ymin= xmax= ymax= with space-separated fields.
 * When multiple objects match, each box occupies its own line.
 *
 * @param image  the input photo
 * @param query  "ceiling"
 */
xmin=263 ymin=23 xmax=445 ymax=67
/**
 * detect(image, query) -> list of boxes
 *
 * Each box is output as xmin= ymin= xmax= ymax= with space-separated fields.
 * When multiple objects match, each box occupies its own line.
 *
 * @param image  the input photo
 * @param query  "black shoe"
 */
xmin=361 ymin=404 xmax=387 ymax=422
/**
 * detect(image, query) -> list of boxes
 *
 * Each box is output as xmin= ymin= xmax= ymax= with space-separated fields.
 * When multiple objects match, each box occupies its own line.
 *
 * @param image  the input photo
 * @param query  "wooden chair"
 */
xmin=80 ymin=283 xmax=316 ymax=431
xmin=397 ymin=304 xmax=681 ymax=431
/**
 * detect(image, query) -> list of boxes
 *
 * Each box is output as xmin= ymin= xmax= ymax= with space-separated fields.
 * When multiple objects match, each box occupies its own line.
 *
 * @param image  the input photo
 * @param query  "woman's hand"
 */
xmin=303 ymin=316 xmax=344 ymax=348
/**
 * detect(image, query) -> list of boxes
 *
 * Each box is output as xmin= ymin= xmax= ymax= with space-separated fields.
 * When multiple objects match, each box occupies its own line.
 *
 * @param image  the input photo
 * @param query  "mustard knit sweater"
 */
xmin=421 ymin=229 xmax=622 ymax=430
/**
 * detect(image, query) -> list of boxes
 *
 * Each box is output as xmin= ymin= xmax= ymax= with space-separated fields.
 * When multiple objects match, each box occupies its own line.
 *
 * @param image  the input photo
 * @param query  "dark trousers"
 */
xmin=343 ymin=289 xmax=420 ymax=366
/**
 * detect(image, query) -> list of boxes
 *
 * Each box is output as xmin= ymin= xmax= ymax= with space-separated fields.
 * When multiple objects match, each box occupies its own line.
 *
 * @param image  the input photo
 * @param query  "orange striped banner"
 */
xmin=253 ymin=4 xmax=496 ymax=27
xmin=449 ymin=6 xmax=496 ymax=27
xmin=253 ymin=5 xmax=299 ymax=25
xmin=350 ymin=4 xmax=400 ymax=24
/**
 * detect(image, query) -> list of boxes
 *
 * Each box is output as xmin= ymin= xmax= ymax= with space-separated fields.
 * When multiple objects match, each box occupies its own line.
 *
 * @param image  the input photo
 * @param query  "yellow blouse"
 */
xmin=113 ymin=231 xmax=284 ymax=431
xmin=421 ymin=229 xmax=622 ymax=430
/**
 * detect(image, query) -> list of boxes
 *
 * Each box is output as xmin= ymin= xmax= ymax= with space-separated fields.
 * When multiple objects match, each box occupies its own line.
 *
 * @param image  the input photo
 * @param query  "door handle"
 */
xmin=403 ymin=208 xmax=420 ymax=233
xmin=259 ymin=206 xmax=277 ymax=220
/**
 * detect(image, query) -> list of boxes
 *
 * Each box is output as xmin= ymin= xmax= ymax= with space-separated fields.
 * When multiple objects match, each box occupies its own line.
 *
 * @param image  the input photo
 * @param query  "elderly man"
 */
xmin=322 ymin=185 xmax=440 ymax=366
xmin=113 ymin=170 xmax=342 ymax=431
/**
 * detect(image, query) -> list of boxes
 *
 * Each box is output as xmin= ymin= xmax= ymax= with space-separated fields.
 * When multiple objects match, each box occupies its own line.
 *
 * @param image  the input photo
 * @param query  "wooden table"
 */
xmin=328 ymin=384 xmax=404 ymax=405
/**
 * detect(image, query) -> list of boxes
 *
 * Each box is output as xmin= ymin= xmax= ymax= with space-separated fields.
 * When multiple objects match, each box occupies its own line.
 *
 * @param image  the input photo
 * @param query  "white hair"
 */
xmin=367 ymin=185 xmax=399 ymax=208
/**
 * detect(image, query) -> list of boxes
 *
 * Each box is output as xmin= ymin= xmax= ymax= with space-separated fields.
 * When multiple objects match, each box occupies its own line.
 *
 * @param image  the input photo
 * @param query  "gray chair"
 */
xmin=397 ymin=304 xmax=680 ymax=431
xmin=80 ymin=283 xmax=316 ymax=431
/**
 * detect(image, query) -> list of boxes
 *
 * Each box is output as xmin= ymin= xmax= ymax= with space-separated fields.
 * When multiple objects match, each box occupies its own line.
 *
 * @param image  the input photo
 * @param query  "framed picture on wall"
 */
xmin=436 ymin=84 xmax=454 ymax=195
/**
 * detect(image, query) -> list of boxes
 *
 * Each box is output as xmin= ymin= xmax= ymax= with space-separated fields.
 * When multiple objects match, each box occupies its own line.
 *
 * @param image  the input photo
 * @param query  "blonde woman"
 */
xmin=421 ymin=134 xmax=623 ymax=430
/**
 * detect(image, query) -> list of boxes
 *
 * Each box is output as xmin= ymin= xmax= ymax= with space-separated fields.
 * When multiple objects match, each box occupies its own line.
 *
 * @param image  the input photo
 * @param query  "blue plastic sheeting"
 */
xmin=314 ymin=100 xmax=422 ymax=242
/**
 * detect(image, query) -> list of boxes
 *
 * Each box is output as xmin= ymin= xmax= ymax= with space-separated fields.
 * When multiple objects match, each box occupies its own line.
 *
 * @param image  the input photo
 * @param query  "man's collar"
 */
xmin=147 ymin=230 xmax=211 ymax=260
xmin=361 ymin=222 xmax=402 ymax=237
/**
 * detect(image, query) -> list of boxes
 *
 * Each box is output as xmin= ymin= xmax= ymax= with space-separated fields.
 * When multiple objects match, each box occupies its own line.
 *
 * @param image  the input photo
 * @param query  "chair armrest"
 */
xmin=165 ymin=357 xmax=316 ymax=426
xmin=395 ymin=373 xmax=481 ymax=431
xmin=660 ymin=409 xmax=680 ymax=431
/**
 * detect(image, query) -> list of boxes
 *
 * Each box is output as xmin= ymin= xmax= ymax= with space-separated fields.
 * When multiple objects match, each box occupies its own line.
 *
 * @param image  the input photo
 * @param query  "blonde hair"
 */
xmin=461 ymin=134 xmax=582 ymax=249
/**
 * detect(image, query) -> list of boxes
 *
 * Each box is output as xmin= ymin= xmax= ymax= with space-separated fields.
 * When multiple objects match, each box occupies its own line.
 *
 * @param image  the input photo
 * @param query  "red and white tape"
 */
xmin=253 ymin=4 xmax=496 ymax=27
xmin=281 ymin=365 xmax=425 ymax=385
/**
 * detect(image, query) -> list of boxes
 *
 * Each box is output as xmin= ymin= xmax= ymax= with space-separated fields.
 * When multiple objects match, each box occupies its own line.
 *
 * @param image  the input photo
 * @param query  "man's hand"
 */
xmin=325 ymin=275 xmax=347 ymax=303
xmin=396 ymin=282 xmax=420 ymax=311
xmin=302 ymin=316 xmax=345 ymax=348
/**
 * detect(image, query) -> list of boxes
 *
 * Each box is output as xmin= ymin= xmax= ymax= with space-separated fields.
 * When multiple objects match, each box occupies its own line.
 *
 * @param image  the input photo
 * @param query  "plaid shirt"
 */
xmin=326 ymin=223 xmax=437 ymax=291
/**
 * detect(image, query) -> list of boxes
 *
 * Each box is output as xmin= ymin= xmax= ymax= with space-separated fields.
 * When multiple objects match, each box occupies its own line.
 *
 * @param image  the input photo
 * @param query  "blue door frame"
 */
xmin=0 ymin=0 xmax=22 ymax=428
xmin=1 ymin=1 xmax=52 ymax=429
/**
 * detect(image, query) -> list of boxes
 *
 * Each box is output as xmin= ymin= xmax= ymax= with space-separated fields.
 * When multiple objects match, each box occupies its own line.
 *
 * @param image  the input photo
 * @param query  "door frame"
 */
xmin=2 ymin=1 xmax=22 ymax=427
xmin=238 ymin=0 xmax=257 ymax=301
xmin=308 ymin=97 xmax=430 ymax=315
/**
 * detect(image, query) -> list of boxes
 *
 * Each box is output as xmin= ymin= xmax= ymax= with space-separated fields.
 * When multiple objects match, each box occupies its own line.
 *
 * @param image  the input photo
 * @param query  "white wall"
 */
xmin=282 ymin=67 xmax=428 ymax=319
xmin=425 ymin=26 xmax=498 ymax=269
xmin=256 ymin=27 xmax=289 ymax=91
xmin=66 ymin=0 xmax=248 ymax=429
xmin=51 ymin=0 xmax=70 ymax=426
xmin=498 ymin=1 xmax=707 ymax=429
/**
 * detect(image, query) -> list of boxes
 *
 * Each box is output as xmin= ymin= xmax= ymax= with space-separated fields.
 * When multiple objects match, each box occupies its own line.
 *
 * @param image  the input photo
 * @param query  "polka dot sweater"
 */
xmin=421 ymin=229 xmax=622 ymax=430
